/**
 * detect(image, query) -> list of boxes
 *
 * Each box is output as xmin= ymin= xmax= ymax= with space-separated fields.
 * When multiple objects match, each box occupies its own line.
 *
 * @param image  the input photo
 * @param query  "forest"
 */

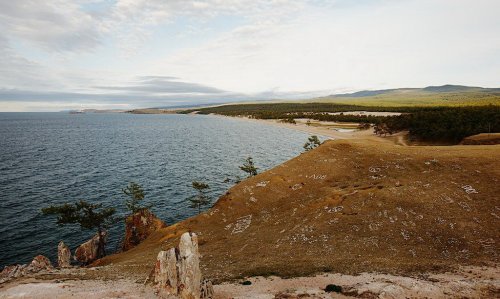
xmin=381 ymin=105 xmax=499 ymax=143
xmin=181 ymin=103 xmax=500 ymax=143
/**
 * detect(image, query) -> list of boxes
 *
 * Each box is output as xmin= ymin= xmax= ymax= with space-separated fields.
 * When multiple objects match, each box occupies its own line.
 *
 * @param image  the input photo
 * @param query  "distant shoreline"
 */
xmin=206 ymin=113 xmax=402 ymax=145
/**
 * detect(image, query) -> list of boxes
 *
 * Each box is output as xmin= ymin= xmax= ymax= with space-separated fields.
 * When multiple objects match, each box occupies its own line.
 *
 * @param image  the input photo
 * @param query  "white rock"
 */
xmin=58 ymin=241 xmax=71 ymax=268
xmin=178 ymin=232 xmax=201 ymax=299
xmin=154 ymin=248 xmax=179 ymax=295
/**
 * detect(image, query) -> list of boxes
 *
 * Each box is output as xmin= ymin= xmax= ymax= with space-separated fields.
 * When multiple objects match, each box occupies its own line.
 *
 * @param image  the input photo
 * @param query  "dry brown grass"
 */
xmin=95 ymin=140 xmax=500 ymax=283
xmin=461 ymin=133 xmax=500 ymax=145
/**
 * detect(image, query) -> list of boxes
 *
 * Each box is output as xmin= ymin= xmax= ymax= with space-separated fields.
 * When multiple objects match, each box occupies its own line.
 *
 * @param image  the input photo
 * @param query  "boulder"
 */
xmin=58 ymin=241 xmax=71 ymax=268
xmin=74 ymin=231 xmax=107 ymax=264
xmin=27 ymin=255 xmax=53 ymax=272
xmin=123 ymin=209 xmax=166 ymax=251
xmin=152 ymin=232 xmax=210 ymax=299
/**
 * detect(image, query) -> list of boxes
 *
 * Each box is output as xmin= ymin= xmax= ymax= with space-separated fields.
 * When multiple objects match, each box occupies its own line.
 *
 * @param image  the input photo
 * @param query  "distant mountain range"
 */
xmin=331 ymin=85 xmax=500 ymax=98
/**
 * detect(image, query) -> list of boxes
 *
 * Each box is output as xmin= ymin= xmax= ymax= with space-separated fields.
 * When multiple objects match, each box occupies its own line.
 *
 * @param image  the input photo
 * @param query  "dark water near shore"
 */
xmin=0 ymin=113 xmax=310 ymax=268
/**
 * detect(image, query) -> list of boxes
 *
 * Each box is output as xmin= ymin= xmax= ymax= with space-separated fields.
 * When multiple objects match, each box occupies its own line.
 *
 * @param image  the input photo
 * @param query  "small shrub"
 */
xmin=240 ymin=157 xmax=258 ymax=177
xmin=280 ymin=118 xmax=296 ymax=124
xmin=303 ymin=135 xmax=321 ymax=151
xmin=324 ymin=284 xmax=342 ymax=293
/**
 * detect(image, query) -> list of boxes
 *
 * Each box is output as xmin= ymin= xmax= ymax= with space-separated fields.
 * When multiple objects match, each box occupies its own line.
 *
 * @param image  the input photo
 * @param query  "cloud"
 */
xmin=0 ymin=0 xmax=101 ymax=52
xmin=0 ymin=75 xmax=248 ymax=111
xmin=149 ymin=0 xmax=500 ymax=93
xmin=0 ymin=35 xmax=61 ymax=90
xmin=96 ymin=76 xmax=226 ymax=94
xmin=1 ymin=0 xmax=500 ymax=111
xmin=0 ymin=85 xmax=328 ymax=112
xmin=105 ymin=0 xmax=309 ymax=55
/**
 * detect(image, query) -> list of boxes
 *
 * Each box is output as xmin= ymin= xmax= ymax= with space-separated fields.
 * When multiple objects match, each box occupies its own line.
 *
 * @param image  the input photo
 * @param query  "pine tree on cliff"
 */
xmin=189 ymin=181 xmax=211 ymax=214
xmin=42 ymin=200 xmax=116 ymax=260
xmin=240 ymin=157 xmax=258 ymax=177
xmin=123 ymin=181 xmax=152 ymax=213
xmin=303 ymin=135 xmax=321 ymax=151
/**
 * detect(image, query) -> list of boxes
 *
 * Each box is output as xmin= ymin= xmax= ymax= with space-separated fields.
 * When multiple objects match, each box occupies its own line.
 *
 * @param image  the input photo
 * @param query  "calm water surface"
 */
xmin=0 ymin=113 xmax=310 ymax=268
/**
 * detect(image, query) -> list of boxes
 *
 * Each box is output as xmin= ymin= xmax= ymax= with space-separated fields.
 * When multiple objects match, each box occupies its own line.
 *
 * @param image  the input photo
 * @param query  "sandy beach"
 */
xmin=211 ymin=115 xmax=374 ymax=140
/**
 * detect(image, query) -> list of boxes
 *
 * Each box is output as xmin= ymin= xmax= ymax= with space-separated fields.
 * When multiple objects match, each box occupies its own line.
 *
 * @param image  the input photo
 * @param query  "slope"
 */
xmin=96 ymin=140 xmax=500 ymax=283
xmin=315 ymin=85 xmax=500 ymax=106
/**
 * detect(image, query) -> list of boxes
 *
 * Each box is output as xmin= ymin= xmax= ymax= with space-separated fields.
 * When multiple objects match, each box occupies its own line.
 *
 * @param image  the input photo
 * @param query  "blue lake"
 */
xmin=0 ymin=113 xmax=310 ymax=268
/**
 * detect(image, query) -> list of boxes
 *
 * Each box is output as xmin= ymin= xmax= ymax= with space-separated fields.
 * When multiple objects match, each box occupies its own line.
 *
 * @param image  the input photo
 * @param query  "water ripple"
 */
xmin=0 ymin=113 xmax=309 ymax=267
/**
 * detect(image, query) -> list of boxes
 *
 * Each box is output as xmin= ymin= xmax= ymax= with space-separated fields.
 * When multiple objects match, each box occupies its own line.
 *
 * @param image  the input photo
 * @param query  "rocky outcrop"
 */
xmin=200 ymin=280 xmax=214 ymax=299
xmin=74 ymin=231 xmax=107 ymax=264
xmin=123 ymin=209 xmax=166 ymax=251
xmin=154 ymin=248 xmax=179 ymax=295
xmin=1 ymin=264 xmax=27 ymax=281
xmin=1 ymin=255 xmax=54 ymax=283
xmin=29 ymin=255 xmax=53 ymax=271
xmin=152 ymin=232 xmax=212 ymax=299
xmin=178 ymin=233 xmax=202 ymax=299
xmin=58 ymin=241 xmax=71 ymax=268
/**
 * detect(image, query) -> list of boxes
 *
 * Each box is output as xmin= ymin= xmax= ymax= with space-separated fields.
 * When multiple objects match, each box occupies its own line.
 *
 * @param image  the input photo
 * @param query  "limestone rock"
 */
xmin=1 ymin=264 xmax=27 ymax=279
xmin=1 ymin=255 xmax=53 ymax=283
xmin=27 ymin=255 xmax=53 ymax=272
xmin=74 ymin=231 xmax=107 ymax=264
xmin=152 ymin=232 xmax=210 ymax=299
xmin=154 ymin=248 xmax=179 ymax=295
xmin=58 ymin=241 xmax=71 ymax=268
xmin=178 ymin=232 xmax=201 ymax=299
xmin=200 ymin=279 xmax=214 ymax=299
xmin=123 ymin=209 xmax=166 ymax=251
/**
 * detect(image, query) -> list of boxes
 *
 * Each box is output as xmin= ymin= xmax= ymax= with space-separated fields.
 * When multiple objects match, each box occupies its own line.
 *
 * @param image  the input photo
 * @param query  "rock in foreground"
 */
xmin=153 ymin=232 xmax=213 ymax=299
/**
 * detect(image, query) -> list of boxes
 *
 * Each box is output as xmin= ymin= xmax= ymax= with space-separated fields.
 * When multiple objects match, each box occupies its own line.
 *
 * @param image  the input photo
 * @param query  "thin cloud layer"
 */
xmin=0 ymin=0 xmax=101 ymax=52
xmin=96 ymin=76 xmax=226 ymax=94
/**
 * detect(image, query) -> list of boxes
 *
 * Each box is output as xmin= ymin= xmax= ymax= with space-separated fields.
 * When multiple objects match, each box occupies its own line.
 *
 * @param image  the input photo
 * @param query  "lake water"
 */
xmin=0 ymin=113 xmax=310 ymax=268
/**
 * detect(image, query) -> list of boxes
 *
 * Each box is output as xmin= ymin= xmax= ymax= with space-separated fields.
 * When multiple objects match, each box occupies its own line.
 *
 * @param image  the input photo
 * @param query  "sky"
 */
xmin=0 ymin=0 xmax=499 ymax=111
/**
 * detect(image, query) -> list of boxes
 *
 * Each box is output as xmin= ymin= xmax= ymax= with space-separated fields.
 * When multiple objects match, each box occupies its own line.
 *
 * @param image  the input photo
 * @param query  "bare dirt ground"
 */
xmin=461 ymin=133 xmax=500 ymax=145
xmin=0 ymin=278 xmax=156 ymax=299
xmin=2 ymin=265 xmax=498 ymax=298
xmin=215 ymin=265 xmax=499 ymax=298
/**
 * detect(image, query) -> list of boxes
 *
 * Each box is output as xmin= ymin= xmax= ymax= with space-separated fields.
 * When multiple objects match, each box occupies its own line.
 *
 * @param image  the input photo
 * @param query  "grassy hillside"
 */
xmin=314 ymin=86 xmax=500 ymax=107
xmin=95 ymin=140 xmax=500 ymax=283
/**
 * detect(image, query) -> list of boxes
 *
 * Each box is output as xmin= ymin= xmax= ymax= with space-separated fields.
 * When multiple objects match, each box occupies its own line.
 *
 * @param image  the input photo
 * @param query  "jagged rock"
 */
xmin=1 ymin=264 xmax=27 ymax=279
xmin=58 ymin=241 xmax=71 ymax=268
xmin=178 ymin=232 xmax=201 ymax=299
xmin=152 ymin=232 xmax=210 ymax=299
xmin=27 ymin=255 xmax=53 ymax=272
xmin=154 ymin=248 xmax=179 ymax=295
xmin=1 ymin=255 xmax=53 ymax=283
xmin=200 ymin=279 xmax=214 ymax=299
xmin=123 ymin=209 xmax=166 ymax=251
xmin=74 ymin=231 xmax=107 ymax=264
